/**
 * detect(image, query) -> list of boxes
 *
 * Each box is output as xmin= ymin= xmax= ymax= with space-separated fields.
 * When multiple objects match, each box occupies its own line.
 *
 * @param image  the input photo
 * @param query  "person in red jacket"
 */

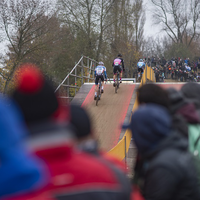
xmin=5 ymin=63 xmax=131 ymax=200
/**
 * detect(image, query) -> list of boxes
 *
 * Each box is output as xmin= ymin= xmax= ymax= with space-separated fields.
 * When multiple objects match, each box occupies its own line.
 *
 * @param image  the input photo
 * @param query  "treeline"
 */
xmin=0 ymin=0 xmax=145 ymax=94
xmin=143 ymin=0 xmax=200 ymax=61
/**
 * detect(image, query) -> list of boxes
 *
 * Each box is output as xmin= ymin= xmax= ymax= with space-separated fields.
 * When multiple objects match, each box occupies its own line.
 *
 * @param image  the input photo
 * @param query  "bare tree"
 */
xmin=0 ymin=0 xmax=57 ymax=93
xmin=133 ymin=0 xmax=146 ymax=52
xmin=57 ymin=0 xmax=97 ymax=57
xmin=94 ymin=0 xmax=116 ymax=60
xmin=151 ymin=0 xmax=200 ymax=46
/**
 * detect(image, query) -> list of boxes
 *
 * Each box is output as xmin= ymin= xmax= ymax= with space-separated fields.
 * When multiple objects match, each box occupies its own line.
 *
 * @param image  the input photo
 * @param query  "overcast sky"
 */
xmin=143 ymin=0 xmax=162 ymax=38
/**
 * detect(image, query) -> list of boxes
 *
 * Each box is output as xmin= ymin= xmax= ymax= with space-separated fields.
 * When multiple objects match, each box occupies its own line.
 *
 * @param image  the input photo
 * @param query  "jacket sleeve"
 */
xmin=144 ymin=167 xmax=179 ymax=200
xmin=104 ymin=71 xmax=107 ymax=79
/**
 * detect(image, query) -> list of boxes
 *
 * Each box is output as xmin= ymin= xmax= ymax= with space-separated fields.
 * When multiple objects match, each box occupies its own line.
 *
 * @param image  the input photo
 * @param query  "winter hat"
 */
xmin=181 ymin=82 xmax=200 ymax=116
xmin=70 ymin=105 xmax=92 ymax=139
xmin=137 ymin=83 xmax=170 ymax=109
xmin=123 ymin=104 xmax=171 ymax=155
xmin=12 ymin=63 xmax=59 ymax=124
xmin=167 ymin=87 xmax=187 ymax=114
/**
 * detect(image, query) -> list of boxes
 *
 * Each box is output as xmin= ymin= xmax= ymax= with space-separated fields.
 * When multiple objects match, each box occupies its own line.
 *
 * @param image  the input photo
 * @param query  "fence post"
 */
xmin=81 ymin=58 xmax=84 ymax=85
xmin=145 ymin=65 xmax=147 ymax=82
xmin=150 ymin=66 xmax=151 ymax=81
xmin=75 ymin=67 xmax=77 ymax=95
xmin=124 ymin=135 xmax=127 ymax=166
xmin=92 ymin=62 xmax=95 ymax=80
xmin=67 ymin=77 xmax=69 ymax=99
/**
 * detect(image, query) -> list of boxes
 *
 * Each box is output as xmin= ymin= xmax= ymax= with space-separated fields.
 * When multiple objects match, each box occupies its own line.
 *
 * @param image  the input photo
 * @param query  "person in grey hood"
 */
xmin=123 ymin=104 xmax=200 ymax=200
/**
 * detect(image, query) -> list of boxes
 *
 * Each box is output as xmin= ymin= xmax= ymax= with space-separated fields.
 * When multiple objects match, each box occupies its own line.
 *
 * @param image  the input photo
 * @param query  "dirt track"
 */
xmin=82 ymin=84 xmax=135 ymax=151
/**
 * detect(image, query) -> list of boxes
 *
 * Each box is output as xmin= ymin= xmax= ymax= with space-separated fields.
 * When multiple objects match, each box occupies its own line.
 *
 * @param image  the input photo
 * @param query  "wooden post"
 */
xmin=124 ymin=136 xmax=127 ymax=167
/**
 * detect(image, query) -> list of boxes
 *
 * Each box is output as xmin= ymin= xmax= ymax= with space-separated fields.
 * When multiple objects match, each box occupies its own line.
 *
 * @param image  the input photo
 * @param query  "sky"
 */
xmin=143 ymin=0 xmax=163 ymax=38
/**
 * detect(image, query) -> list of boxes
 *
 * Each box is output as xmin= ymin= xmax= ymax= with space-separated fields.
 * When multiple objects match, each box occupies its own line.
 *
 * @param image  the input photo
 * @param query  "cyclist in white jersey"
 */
xmin=94 ymin=61 xmax=107 ymax=100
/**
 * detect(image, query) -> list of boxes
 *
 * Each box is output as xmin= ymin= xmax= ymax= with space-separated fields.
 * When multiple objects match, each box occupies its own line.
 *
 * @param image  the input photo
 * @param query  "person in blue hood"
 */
xmin=123 ymin=104 xmax=200 ymax=200
xmin=0 ymin=97 xmax=49 ymax=199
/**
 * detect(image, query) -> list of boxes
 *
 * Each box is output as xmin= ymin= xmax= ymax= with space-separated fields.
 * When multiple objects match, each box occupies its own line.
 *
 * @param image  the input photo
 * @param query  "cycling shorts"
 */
xmin=95 ymin=75 xmax=104 ymax=85
xmin=113 ymin=65 xmax=122 ymax=74
xmin=138 ymin=68 xmax=143 ymax=73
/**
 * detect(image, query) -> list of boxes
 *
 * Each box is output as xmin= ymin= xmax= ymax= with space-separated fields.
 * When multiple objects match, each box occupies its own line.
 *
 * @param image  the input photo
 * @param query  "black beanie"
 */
xmin=70 ymin=105 xmax=91 ymax=139
xmin=12 ymin=64 xmax=58 ymax=124
xmin=167 ymin=87 xmax=187 ymax=114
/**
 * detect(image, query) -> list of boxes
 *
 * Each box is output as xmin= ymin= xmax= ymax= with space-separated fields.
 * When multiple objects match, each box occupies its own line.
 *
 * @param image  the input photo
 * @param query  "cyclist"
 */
xmin=94 ymin=61 xmax=107 ymax=100
xmin=112 ymin=54 xmax=125 ymax=87
xmin=137 ymin=58 xmax=145 ymax=78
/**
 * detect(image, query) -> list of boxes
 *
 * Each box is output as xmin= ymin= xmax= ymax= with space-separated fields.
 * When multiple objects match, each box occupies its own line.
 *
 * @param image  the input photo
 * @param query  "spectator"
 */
xmin=137 ymin=83 xmax=169 ymax=109
xmin=0 ymin=96 xmax=48 ymax=199
xmin=8 ymin=63 xmax=131 ymax=200
xmin=167 ymin=87 xmax=200 ymax=138
xmin=70 ymin=104 xmax=128 ymax=173
xmin=197 ymin=58 xmax=200 ymax=69
xmin=123 ymin=104 xmax=200 ymax=200
xmin=70 ymin=104 xmax=99 ymax=154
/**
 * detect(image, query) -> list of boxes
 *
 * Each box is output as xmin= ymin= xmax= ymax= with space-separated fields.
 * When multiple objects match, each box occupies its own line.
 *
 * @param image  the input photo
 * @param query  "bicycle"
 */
xmin=96 ymin=78 xmax=102 ymax=106
xmin=137 ymin=71 xmax=141 ymax=82
xmin=115 ymin=71 xmax=120 ymax=93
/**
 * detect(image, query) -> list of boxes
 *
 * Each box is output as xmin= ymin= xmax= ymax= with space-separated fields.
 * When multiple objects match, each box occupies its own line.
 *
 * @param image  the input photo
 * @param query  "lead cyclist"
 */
xmin=94 ymin=61 xmax=107 ymax=100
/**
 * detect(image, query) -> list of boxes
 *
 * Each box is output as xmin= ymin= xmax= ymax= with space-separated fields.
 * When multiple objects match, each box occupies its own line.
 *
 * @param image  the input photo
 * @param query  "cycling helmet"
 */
xmin=117 ymin=54 xmax=122 ymax=57
xmin=98 ymin=61 xmax=104 ymax=65
xmin=139 ymin=59 xmax=143 ymax=62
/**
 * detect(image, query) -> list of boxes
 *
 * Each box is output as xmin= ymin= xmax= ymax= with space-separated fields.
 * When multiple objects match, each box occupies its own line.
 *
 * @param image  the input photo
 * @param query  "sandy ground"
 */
xmin=82 ymin=83 xmax=136 ymax=151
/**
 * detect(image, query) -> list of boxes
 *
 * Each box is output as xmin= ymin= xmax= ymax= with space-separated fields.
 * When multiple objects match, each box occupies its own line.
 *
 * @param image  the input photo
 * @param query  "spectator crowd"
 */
xmin=142 ymin=56 xmax=200 ymax=82
xmin=1 ymin=62 xmax=200 ymax=200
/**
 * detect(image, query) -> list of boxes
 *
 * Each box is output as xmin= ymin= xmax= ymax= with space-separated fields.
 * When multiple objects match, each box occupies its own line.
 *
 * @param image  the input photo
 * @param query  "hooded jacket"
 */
xmin=138 ymin=132 xmax=200 ymax=200
xmin=129 ymin=105 xmax=200 ymax=200
xmin=0 ymin=98 xmax=48 ymax=199
xmin=4 ymin=122 xmax=131 ymax=200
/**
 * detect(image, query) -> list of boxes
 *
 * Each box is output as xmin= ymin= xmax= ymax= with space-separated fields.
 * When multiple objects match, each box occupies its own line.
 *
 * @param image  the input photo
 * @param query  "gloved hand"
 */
xmin=123 ymin=68 xmax=125 ymax=72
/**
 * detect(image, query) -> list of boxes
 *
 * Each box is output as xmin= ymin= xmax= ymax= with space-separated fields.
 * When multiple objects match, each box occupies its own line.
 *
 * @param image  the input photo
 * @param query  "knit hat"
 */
xmin=70 ymin=105 xmax=92 ymax=139
xmin=12 ymin=63 xmax=59 ymax=124
xmin=123 ymin=104 xmax=171 ymax=154
xmin=181 ymin=82 xmax=200 ymax=117
xmin=137 ymin=83 xmax=170 ymax=109
xmin=181 ymin=83 xmax=200 ymax=108
xmin=167 ymin=87 xmax=187 ymax=114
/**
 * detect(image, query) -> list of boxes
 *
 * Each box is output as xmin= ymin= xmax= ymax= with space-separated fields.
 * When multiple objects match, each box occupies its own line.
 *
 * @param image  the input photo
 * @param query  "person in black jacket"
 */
xmin=123 ymin=104 xmax=200 ymax=200
xmin=112 ymin=54 xmax=125 ymax=86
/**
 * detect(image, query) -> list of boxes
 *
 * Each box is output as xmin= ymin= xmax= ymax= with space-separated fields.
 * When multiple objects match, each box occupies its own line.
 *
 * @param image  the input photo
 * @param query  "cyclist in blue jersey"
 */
xmin=94 ymin=61 xmax=107 ymax=100
xmin=137 ymin=59 xmax=145 ymax=81
xmin=137 ymin=59 xmax=145 ymax=74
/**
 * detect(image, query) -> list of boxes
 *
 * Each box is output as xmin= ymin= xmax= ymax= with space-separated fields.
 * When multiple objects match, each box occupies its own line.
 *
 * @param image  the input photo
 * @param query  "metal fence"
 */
xmin=55 ymin=56 xmax=98 ymax=102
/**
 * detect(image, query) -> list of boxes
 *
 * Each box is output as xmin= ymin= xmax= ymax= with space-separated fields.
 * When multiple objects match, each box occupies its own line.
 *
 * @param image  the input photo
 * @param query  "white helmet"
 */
xmin=98 ymin=61 xmax=104 ymax=65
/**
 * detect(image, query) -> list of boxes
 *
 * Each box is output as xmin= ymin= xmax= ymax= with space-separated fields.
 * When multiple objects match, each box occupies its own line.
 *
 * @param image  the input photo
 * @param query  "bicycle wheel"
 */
xmin=115 ymin=73 xmax=119 ymax=93
xmin=96 ymin=80 xmax=101 ymax=106
xmin=96 ymin=89 xmax=100 ymax=106
xmin=115 ymin=79 xmax=118 ymax=93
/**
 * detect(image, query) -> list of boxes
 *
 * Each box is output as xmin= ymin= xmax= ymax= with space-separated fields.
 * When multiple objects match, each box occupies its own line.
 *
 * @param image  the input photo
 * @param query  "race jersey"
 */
xmin=113 ymin=58 xmax=122 ymax=67
xmin=137 ymin=61 xmax=145 ymax=69
xmin=95 ymin=65 xmax=107 ymax=78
